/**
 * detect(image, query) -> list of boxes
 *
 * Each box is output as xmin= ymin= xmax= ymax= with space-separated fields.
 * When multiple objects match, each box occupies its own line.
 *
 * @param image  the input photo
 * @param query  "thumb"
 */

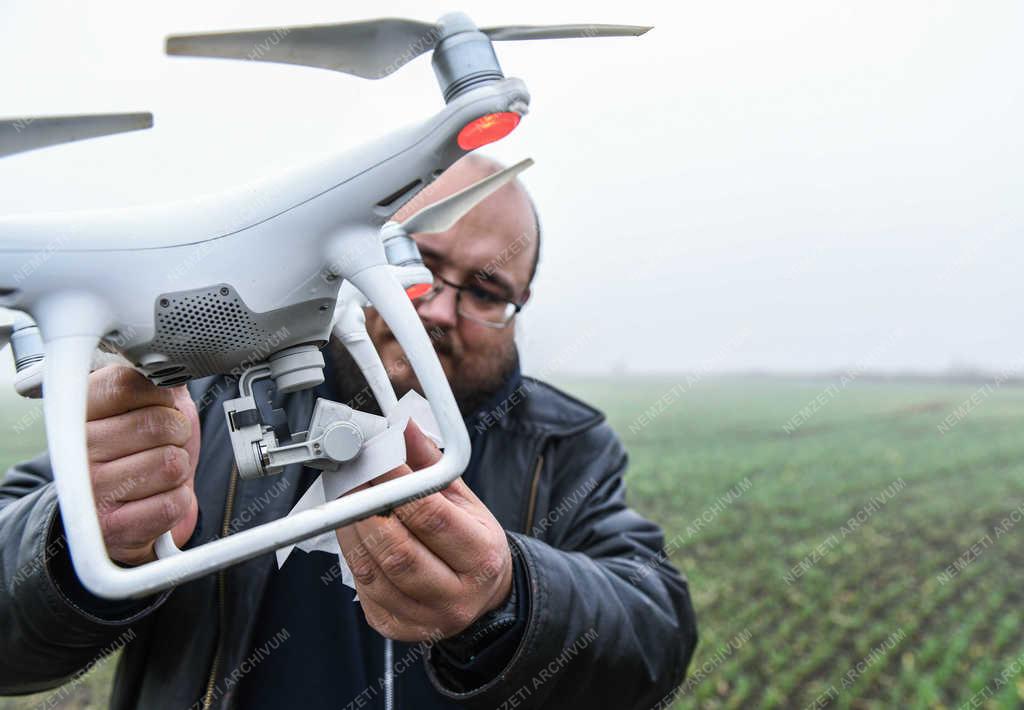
xmin=404 ymin=419 xmax=442 ymax=471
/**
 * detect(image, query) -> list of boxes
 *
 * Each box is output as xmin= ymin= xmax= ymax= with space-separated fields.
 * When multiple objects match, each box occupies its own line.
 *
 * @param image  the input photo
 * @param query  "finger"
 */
xmin=402 ymin=419 xmax=475 ymax=508
xmin=170 ymin=385 xmax=201 ymax=471
xmin=88 ymin=366 xmax=175 ymax=421
xmin=87 ymin=405 xmax=192 ymax=462
xmin=393 ymin=488 xmax=497 ymax=576
xmin=404 ymin=419 xmax=442 ymax=470
xmin=91 ymin=445 xmax=192 ymax=510
xmin=337 ymin=521 xmax=425 ymax=611
xmin=341 ymin=520 xmax=471 ymax=637
xmin=437 ymin=475 xmax=480 ymax=509
xmin=99 ymin=484 xmax=195 ymax=551
xmin=357 ymin=593 xmax=439 ymax=643
xmin=352 ymin=514 xmax=462 ymax=606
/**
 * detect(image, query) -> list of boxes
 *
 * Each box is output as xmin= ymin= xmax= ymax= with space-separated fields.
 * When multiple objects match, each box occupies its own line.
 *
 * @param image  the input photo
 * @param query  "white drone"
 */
xmin=0 ymin=13 xmax=650 ymax=599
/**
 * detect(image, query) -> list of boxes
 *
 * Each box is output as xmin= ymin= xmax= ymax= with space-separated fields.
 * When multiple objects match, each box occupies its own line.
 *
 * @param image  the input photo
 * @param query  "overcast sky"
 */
xmin=1 ymin=0 xmax=1021 ymax=378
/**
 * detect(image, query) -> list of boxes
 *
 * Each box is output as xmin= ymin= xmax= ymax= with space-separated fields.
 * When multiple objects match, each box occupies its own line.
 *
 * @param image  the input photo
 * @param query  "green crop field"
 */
xmin=568 ymin=375 xmax=1024 ymax=710
xmin=1 ymin=376 xmax=1023 ymax=709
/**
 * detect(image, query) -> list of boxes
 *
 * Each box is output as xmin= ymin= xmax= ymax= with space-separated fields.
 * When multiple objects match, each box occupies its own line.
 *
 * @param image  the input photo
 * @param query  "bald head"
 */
xmin=394 ymin=153 xmax=541 ymax=285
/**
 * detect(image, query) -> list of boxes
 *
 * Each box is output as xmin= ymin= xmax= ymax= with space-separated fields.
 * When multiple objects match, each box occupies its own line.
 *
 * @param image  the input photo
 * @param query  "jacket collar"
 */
xmin=464 ymin=358 xmax=524 ymax=429
xmin=464 ymin=360 xmax=604 ymax=439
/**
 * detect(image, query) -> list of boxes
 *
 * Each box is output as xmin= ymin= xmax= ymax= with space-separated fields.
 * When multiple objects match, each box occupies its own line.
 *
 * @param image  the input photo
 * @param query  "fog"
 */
xmin=2 ymin=0 xmax=1021 ymax=378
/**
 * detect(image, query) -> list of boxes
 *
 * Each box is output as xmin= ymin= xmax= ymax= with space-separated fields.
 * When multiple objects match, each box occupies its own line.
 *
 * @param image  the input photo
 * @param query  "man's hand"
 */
xmin=336 ymin=421 xmax=514 ymax=642
xmin=85 ymin=366 xmax=200 ymax=566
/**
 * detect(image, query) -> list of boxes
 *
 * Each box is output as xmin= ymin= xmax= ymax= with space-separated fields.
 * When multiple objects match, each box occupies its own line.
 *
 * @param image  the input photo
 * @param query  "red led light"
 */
xmin=405 ymin=282 xmax=432 ymax=300
xmin=457 ymin=112 xmax=521 ymax=150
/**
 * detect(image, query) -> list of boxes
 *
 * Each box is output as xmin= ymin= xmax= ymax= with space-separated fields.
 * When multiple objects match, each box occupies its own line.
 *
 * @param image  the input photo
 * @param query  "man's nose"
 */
xmin=415 ymin=285 xmax=459 ymax=330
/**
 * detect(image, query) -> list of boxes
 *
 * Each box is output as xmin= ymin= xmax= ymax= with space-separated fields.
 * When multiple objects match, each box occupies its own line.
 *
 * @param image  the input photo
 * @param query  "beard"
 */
xmin=326 ymin=322 xmax=519 ymax=418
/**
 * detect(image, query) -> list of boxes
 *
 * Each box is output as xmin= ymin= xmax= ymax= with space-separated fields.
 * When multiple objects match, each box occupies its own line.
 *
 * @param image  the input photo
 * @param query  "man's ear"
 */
xmin=519 ymin=287 xmax=531 ymax=306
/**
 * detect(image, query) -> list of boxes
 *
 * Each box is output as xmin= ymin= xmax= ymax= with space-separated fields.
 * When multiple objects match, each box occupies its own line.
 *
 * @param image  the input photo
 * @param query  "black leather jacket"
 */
xmin=0 ymin=372 xmax=696 ymax=709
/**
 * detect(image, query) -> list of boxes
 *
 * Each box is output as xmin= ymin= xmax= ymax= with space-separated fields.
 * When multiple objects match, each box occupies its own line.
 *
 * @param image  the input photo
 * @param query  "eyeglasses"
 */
xmin=411 ymin=273 xmax=523 ymax=328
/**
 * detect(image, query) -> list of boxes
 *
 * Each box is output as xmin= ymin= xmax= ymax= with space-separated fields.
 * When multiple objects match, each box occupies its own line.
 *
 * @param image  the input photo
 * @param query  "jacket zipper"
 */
xmin=384 ymin=637 xmax=394 ymax=710
xmin=523 ymin=454 xmax=544 ymax=535
xmin=202 ymin=465 xmax=239 ymax=710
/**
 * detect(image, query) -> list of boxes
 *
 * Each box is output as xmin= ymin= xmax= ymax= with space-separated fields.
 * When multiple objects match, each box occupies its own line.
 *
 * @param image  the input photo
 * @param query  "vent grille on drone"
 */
xmin=131 ymin=282 xmax=332 ymax=383
xmin=153 ymin=287 xmax=268 ymax=356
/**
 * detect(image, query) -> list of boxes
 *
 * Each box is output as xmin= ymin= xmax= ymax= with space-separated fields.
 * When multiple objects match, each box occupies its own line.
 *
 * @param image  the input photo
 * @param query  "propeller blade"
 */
xmin=0 ymin=113 xmax=153 ymax=159
xmin=402 ymin=158 xmax=534 ymax=235
xmin=166 ymin=19 xmax=441 ymax=79
xmin=482 ymin=24 xmax=652 ymax=41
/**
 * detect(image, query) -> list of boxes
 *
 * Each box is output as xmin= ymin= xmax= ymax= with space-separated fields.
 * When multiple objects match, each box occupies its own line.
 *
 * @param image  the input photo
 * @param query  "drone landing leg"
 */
xmin=349 ymin=265 xmax=470 ymax=495
xmin=28 ymin=280 xmax=469 ymax=600
xmin=335 ymin=298 xmax=399 ymax=416
xmin=40 ymin=329 xmax=127 ymax=594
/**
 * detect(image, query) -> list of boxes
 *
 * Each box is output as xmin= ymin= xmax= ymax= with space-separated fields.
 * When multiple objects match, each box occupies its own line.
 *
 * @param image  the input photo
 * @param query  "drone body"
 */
xmin=0 ymin=78 xmax=526 ymax=599
xmin=0 ymin=77 xmax=528 ymax=386
xmin=0 ymin=12 xmax=649 ymax=599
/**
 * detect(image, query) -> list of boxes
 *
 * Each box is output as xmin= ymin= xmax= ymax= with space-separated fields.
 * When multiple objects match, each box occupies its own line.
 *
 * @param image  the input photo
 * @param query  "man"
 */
xmin=0 ymin=155 xmax=697 ymax=709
